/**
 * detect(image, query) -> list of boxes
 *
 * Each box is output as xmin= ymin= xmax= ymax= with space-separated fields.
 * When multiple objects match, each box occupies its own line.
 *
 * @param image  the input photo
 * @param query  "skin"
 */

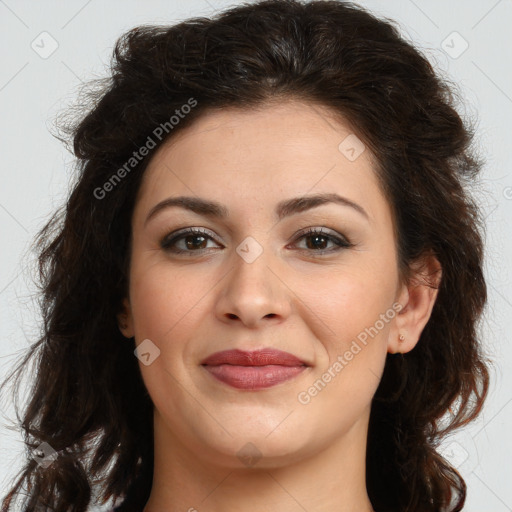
xmin=118 ymin=99 xmax=440 ymax=512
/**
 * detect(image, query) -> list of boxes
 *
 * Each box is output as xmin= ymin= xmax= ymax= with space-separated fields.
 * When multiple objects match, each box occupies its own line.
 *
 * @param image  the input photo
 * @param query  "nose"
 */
xmin=214 ymin=243 xmax=291 ymax=329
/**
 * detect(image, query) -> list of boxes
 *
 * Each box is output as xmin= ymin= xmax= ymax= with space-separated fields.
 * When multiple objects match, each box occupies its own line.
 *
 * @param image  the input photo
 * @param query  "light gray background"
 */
xmin=0 ymin=1 xmax=511 ymax=510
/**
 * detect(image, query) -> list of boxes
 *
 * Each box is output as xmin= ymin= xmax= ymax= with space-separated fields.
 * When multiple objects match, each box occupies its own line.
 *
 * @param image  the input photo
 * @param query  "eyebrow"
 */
xmin=144 ymin=192 xmax=369 ymax=227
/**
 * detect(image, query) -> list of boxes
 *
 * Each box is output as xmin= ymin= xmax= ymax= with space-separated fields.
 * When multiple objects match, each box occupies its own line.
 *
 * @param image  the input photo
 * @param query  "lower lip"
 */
xmin=203 ymin=364 xmax=307 ymax=389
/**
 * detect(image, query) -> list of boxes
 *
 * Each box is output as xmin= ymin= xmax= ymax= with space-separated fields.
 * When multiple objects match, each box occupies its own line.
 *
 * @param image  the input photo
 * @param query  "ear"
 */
xmin=388 ymin=252 xmax=442 ymax=354
xmin=117 ymin=297 xmax=135 ymax=339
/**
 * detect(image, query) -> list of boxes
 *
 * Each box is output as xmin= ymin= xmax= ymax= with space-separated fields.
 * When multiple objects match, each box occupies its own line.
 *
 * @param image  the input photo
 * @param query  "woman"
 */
xmin=0 ymin=0 xmax=491 ymax=511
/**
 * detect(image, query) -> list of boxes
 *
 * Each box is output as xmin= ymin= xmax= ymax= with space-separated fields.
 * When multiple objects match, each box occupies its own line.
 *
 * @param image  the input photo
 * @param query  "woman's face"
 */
xmin=120 ymin=100 xmax=414 ymax=468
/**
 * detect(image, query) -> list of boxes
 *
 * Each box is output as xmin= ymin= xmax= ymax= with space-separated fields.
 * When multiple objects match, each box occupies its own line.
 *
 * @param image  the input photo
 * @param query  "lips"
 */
xmin=201 ymin=348 xmax=309 ymax=390
xmin=201 ymin=348 xmax=307 ymax=367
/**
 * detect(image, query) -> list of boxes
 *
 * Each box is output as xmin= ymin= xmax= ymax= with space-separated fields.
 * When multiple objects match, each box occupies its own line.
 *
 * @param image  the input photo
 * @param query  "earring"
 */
xmin=398 ymin=334 xmax=405 ymax=342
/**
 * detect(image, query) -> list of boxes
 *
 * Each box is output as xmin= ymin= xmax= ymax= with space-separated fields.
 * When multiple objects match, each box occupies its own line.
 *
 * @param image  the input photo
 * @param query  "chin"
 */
xmin=189 ymin=426 xmax=316 ymax=469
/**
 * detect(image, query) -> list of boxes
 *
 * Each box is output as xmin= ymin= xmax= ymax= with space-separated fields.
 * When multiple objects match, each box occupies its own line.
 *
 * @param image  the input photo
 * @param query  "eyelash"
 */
xmin=160 ymin=227 xmax=353 ymax=256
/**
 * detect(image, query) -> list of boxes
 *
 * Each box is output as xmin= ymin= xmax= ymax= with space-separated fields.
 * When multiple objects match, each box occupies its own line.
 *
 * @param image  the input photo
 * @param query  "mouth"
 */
xmin=200 ymin=348 xmax=309 ymax=390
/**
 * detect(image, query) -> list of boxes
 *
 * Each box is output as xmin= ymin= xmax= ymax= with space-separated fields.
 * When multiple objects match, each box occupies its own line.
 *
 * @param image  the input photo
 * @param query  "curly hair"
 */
xmin=0 ymin=1 xmax=491 ymax=511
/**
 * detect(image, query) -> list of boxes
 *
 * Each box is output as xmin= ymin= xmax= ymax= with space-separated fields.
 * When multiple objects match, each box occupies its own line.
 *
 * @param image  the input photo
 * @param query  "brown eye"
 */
xmin=292 ymin=227 xmax=353 ymax=254
xmin=160 ymin=226 xmax=353 ymax=257
xmin=160 ymin=228 xmax=220 ymax=254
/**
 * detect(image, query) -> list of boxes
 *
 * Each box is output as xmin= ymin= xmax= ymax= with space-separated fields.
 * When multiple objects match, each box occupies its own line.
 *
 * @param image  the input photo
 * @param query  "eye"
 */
xmin=160 ymin=226 xmax=353 ymax=256
xmin=160 ymin=227 xmax=220 ymax=254
xmin=290 ymin=227 xmax=353 ymax=255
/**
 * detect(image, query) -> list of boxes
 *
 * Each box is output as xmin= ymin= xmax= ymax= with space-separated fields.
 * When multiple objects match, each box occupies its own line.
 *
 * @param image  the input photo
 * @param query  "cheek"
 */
xmin=296 ymin=261 xmax=396 ymax=404
xmin=295 ymin=272 xmax=393 ymax=421
xmin=127 ymin=261 xmax=210 ymax=407
xmin=311 ymin=264 xmax=398 ymax=396
xmin=303 ymin=263 xmax=397 ymax=344
xmin=129 ymin=260 xmax=208 ymax=342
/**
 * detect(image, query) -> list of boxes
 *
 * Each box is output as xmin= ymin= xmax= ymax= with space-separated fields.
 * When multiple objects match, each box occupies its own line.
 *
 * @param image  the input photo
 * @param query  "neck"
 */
xmin=143 ymin=408 xmax=375 ymax=512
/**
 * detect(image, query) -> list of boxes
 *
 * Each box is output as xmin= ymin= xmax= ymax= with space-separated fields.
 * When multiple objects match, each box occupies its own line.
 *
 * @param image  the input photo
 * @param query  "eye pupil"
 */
xmin=186 ymin=235 xmax=207 ymax=250
xmin=306 ymin=234 xmax=328 ymax=250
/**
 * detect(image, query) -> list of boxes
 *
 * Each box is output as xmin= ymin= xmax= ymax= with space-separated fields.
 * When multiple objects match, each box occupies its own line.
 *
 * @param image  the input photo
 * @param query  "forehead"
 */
xmin=135 ymin=100 xmax=389 ymax=225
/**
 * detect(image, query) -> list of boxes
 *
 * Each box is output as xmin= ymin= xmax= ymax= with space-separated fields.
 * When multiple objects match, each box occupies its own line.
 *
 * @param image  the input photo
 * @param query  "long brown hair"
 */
xmin=1 ymin=1 xmax=491 ymax=510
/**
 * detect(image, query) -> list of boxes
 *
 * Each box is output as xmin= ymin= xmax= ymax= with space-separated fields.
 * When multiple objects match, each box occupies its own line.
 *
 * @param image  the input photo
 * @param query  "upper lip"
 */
xmin=201 ymin=348 xmax=308 ymax=367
